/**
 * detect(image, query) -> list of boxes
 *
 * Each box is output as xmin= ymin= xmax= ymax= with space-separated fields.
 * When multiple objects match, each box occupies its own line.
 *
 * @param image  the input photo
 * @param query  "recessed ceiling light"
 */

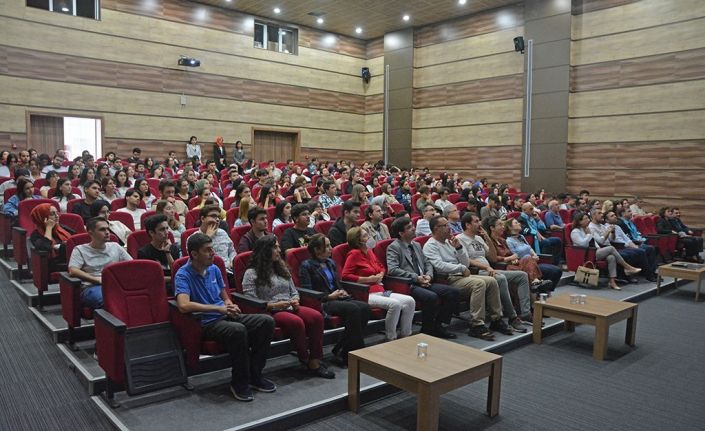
xmin=316 ymin=17 xmax=324 ymax=24
xmin=61 ymin=6 xmax=70 ymax=12
xmin=225 ymin=0 xmax=231 ymax=2
xmin=402 ymin=14 xmax=410 ymax=21
xmin=273 ymin=7 xmax=281 ymax=14
xmin=355 ymin=27 xmax=362 ymax=34
xmin=458 ymin=0 xmax=467 ymax=5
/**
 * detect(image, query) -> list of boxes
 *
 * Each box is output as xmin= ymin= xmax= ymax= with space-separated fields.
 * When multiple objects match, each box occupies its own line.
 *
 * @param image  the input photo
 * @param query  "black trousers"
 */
xmin=680 ymin=236 xmax=703 ymax=257
xmin=202 ymin=313 xmax=275 ymax=388
xmin=409 ymin=283 xmax=460 ymax=333
xmin=323 ymin=299 xmax=371 ymax=356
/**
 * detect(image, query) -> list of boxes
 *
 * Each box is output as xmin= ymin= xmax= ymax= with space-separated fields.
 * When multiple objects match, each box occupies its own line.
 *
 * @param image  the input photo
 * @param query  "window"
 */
xmin=254 ymin=20 xmax=297 ymax=55
xmin=27 ymin=0 xmax=100 ymax=20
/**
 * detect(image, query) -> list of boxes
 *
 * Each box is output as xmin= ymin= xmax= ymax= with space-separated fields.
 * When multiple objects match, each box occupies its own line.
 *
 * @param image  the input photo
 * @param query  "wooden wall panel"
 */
xmin=0 ymin=16 xmax=366 ymax=96
xmin=572 ymin=0 xmax=705 ymax=40
xmin=571 ymin=17 xmax=705 ymax=66
xmin=366 ymin=38 xmax=384 ymax=60
xmin=413 ymin=123 xmax=523 ymax=149
xmin=566 ymin=141 xmax=705 ymax=170
xmin=414 ymin=52 xmax=523 ymax=88
xmin=569 ymin=80 xmax=705 ymax=118
xmin=571 ymin=0 xmax=640 ymax=15
xmin=414 ymin=74 xmax=524 ymax=109
xmin=570 ymin=47 xmax=705 ymax=92
xmin=414 ymin=99 xmax=522 ymax=129
xmin=412 ymin=146 xmax=521 ymax=185
xmin=568 ymin=111 xmax=705 ymax=143
xmin=414 ymin=4 xmax=523 ymax=48
xmin=414 ymin=27 xmax=523 ymax=68
xmin=0 ymin=133 xmax=28 ymax=150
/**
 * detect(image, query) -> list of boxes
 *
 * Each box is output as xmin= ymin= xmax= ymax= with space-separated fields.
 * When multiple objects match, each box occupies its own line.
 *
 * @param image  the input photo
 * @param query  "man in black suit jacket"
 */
xmin=386 ymin=217 xmax=460 ymax=339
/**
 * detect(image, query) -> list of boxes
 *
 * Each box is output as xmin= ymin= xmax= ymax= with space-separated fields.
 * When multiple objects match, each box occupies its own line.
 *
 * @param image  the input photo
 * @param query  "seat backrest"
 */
xmin=3 ymin=187 xmax=16 ymax=204
xmin=101 ymin=260 xmax=168 ymax=327
xmin=266 ymin=206 xmax=276 ymax=231
xmin=66 ymin=198 xmax=84 ymax=215
xmin=327 ymin=205 xmax=342 ymax=220
xmin=381 ymin=217 xmax=394 ymax=231
xmin=389 ymin=203 xmax=404 ymax=214
xmin=642 ymin=217 xmax=657 ymax=235
xmin=273 ymin=222 xmax=294 ymax=241
xmin=331 ymin=243 xmax=350 ymax=271
xmin=563 ymin=223 xmax=574 ymax=247
xmin=125 ymin=230 xmax=176 ymax=259
xmin=173 ymin=255 xmax=230 ymax=291
xmin=413 ymin=235 xmax=431 ymax=248
xmin=229 ymin=225 xmax=251 ymax=247
xmin=140 ymin=210 xmax=157 ymax=229
xmin=109 ymin=211 xmax=135 ymax=231
xmin=18 ymin=199 xmax=59 ymax=232
xmin=359 ymin=204 xmax=369 ymax=220
xmin=180 ymin=227 xmax=199 ymax=257
xmin=559 ymin=209 xmax=570 ymax=224
xmin=314 ymin=220 xmax=334 ymax=235
xmin=372 ymin=238 xmax=395 ymax=270
xmin=66 ymin=232 xmax=119 ymax=260
xmin=285 ymin=246 xmax=310 ymax=287
xmin=226 ymin=207 xmax=239 ymax=229
xmin=506 ymin=211 xmax=521 ymax=220
xmin=110 ymin=198 xmax=127 ymax=211
xmin=448 ymin=193 xmax=460 ymax=204
xmin=411 ymin=194 xmax=421 ymax=215
xmin=187 ymin=196 xmax=201 ymax=209
xmin=185 ymin=208 xmax=201 ymax=229
xmin=411 ymin=215 xmax=421 ymax=227
xmin=232 ymin=251 xmax=253 ymax=292
xmin=59 ymin=212 xmax=86 ymax=234
xmin=223 ymin=196 xmax=236 ymax=210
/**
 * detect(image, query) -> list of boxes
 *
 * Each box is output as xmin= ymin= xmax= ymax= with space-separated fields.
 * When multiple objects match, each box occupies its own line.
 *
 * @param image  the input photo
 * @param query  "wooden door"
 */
xmin=252 ymin=129 xmax=299 ymax=163
xmin=29 ymin=115 xmax=64 ymax=155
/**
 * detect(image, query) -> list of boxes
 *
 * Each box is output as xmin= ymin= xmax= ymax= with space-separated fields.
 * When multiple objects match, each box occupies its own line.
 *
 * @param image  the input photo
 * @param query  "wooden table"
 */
xmin=348 ymin=333 xmax=502 ymax=431
xmin=656 ymin=263 xmax=705 ymax=301
xmin=532 ymin=295 xmax=638 ymax=360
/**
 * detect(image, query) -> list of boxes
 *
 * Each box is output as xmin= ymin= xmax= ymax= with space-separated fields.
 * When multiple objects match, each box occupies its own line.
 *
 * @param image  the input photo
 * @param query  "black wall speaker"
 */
xmin=513 ymin=36 xmax=525 ymax=54
xmin=361 ymin=67 xmax=371 ymax=84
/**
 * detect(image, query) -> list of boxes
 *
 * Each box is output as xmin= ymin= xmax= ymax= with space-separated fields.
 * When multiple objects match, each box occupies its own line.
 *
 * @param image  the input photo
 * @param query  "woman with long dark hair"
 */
xmin=113 ymin=169 xmax=131 ymax=196
xmin=40 ymin=170 xmax=59 ymax=198
xmin=271 ymin=200 xmax=292 ymax=230
xmin=299 ymin=234 xmax=370 ymax=366
xmin=242 ymin=236 xmax=334 ymax=378
xmin=3 ymin=178 xmax=40 ymax=217
xmin=52 ymin=178 xmax=78 ymax=213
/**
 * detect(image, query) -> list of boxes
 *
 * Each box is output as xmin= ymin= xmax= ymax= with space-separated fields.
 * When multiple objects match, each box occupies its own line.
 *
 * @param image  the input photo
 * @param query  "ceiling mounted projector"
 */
xmin=178 ymin=56 xmax=201 ymax=67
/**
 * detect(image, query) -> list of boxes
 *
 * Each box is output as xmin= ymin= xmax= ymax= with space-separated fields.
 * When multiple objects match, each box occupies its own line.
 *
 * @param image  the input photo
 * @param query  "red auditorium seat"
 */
xmin=327 ymin=205 xmax=342 ymax=220
xmin=229 ymin=225 xmax=251 ymax=248
xmin=109 ymin=211 xmax=136 ymax=231
xmin=413 ymin=235 xmax=432 ymax=248
xmin=330 ymin=243 xmax=385 ymax=319
xmin=563 ymin=223 xmax=607 ymax=274
xmin=273 ymin=222 xmax=294 ymax=241
xmin=180 ymin=228 xmax=199 ymax=257
xmin=184 ymin=208 xmax=201 ymax=229
xmin=314 ymin=220 xmax=334 ymax=235
xmin=225 ymin=207 xmax=239 ymax=229
xmin=65 ymin=198 xmax=84 ymax=215
xmin=126 ymin=230 xmax=175 ymax=259
xmin=139 ymin=210 xmax=157 ymax=228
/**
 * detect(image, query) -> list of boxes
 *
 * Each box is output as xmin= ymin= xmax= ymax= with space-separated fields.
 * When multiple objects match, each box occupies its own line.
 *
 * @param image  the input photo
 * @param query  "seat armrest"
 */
xmin=611 ymin=242 xmax=625 ymax=249
xmin=231 ymin=292 xmax=268 ymax=311
xmin=59 ymin=272 xmax=84 ymax=328
xmin=168 ymin=300 xmax=205 ymax=370
xmin=31 ymin=248 xmax=50 ymax=293
xmin=297 ymin=287 xmax=326 ymax=301
xmin=383 ymin=275 xmax=413 ymax=295
xmin=94 ymin=309 xmax=127 ymax=333
xmin=491 ymin=261 xmax=508 ymax=270
xmin=341 ymin=281 xmax=370 ymax=302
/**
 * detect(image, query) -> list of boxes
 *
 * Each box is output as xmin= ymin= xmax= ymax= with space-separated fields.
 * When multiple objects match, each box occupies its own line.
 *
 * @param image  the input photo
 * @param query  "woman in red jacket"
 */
xmin=342 ymin=227 xmax=415 ymax=341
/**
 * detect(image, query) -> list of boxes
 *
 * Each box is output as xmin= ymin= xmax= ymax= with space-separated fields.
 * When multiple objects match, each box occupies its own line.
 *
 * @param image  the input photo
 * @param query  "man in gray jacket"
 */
xmin=386 ymin=217 xmax=460 ymax=339
xmin=423 ymin=215 xmax=510 ymax=341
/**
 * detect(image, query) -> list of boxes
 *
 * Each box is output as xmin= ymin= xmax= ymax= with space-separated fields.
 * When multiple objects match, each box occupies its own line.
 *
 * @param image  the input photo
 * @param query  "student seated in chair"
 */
xmin=68 ymin=217 xmax=132 ymax=309
xmin=29 ymin=203 xmax=75 ymax=273
xmin=138 ymin=214 xmax=181 ymax=283
xmin=175 ymin=233 xmax=275 ymax=402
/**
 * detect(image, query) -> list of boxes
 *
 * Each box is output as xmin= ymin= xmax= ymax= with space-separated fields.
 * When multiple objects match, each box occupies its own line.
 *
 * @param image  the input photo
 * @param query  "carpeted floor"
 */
xmin=0 ymin=272 xmax=114 ymax=431
xmin=292 ymin=285 xmax=705 ymax=431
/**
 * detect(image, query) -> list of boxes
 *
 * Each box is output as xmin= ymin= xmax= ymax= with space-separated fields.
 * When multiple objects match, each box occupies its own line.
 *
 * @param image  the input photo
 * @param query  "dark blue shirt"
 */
xmin=174 ymin=260 xmax=225 ymax=326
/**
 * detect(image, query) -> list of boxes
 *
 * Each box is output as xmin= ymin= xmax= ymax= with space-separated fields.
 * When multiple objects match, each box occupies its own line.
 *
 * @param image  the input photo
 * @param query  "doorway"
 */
xmin=28 ymin=113 xmax=102 ymax=160
xmin=251 ymin=128 xmax=300 ymax=163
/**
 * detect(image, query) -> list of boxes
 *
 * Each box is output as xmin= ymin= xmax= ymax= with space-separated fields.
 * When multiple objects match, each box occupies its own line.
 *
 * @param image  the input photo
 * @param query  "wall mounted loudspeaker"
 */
xmin=513 ymin=36 xmax=525 ymax=54
xmin=361 ymin=67 xmax=371 ymax=84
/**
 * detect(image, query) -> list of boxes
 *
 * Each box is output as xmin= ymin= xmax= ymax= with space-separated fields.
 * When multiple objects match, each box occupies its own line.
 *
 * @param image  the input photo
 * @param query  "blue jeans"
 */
xmin=80 ymin=285 xmax=103 ymax=309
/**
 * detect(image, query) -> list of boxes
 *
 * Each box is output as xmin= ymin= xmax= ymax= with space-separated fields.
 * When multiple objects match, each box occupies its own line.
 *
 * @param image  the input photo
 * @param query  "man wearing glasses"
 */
xmin=198 ymin=204 xmax=236 ymax=272
xmin=422 ymin=215 xmax=510 ymax=341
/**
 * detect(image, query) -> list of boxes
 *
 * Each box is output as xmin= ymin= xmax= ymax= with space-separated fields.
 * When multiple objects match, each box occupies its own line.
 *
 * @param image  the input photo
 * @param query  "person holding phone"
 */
xmin=299 ymin=234 xmax=371 ymax=366
xmin=342 ymin=227 xmax=415 ymax=341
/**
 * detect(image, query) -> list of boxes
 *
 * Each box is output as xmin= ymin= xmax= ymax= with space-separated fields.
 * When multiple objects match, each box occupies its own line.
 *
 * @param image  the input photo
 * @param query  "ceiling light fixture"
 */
xmin=316 ymin=17 xmax=324 ymax=24
xmin=402 ymin=14 xmax=410 ymax=21
xmin=355 ymin=27 xmax=362 ymax=34
xmin=458 ymin=0 xmax=467 ymax=5
xmin=273 ymin=7 xmax=281 ymax=14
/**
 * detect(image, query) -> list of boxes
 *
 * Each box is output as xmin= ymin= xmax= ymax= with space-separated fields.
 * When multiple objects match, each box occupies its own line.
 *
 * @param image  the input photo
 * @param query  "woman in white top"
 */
xmin=155 ymin=199 xmax=186 ymax=248
xmin=570 ymin=211 xmax=640 ymax=290
xmin=134 ymin=178 xmax=156 ymax=208
xmin=272 ymin=201 xmax=292 ymax=230
xmin=52 ymin=179 xmax=78 ymax=213
xmin=114 ymin=169 xmax=131 ymax=196
xmin=186 ymin=135 xmax=202 ymax=161
xmin=99 ymin=177 xmax=121 ymax=203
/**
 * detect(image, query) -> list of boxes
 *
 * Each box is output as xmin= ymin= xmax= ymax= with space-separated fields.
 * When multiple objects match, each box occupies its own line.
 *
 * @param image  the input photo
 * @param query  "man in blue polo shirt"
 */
xmin=175 ymin=232 xmax=275 ymax=402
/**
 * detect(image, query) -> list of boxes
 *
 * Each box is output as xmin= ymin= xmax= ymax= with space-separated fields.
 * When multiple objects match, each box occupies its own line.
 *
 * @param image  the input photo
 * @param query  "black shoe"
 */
xmin=490 ymin=319 xmax=514 ymax=336
xmin=330 ymin=354 xmax=348 ymax=368
xmin=434 ymin=328 xmax=457 ymax=339
xmin=230 ymin=384 xmax=254 ymax=402
xmin=250 ymin=377 xmax=276 ymax=393
xmin=468 ymin=324 xmax=495 ymax=341
xmin=310 ymin=364 xmax=335 ymax=379
xmin=646 ymin=275 xmax=657 ymax=282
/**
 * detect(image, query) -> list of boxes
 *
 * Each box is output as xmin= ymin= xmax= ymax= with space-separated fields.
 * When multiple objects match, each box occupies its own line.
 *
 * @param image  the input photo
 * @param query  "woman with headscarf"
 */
xmin=29 ymin=203 xmax=74 ymax=272
xmin=213 ymin=136 xmax=227 ymax=171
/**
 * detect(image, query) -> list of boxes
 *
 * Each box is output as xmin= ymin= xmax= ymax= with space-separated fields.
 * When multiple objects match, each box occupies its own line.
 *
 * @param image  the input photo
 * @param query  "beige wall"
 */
xmin=568 ymin=0 xmax=705 ymax=225
xmin=411 ymin=4 xmax=525 ymax=184
xmin=0 ymin=0 xmax=382 ymax=162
